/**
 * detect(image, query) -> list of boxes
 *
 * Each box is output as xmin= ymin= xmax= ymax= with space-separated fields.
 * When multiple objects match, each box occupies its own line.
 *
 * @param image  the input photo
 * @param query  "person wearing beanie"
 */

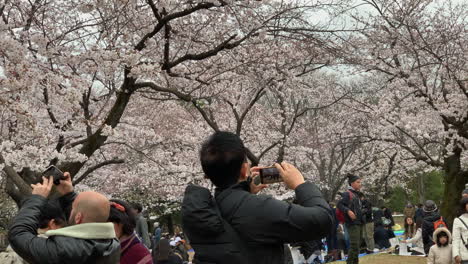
xmin=337 ymin=173 xmax=364 ymax=264
xmin=422 ymin=200 xmax=447 ymax=255
xmin=462 ymin=183 xmax=468 ymax=198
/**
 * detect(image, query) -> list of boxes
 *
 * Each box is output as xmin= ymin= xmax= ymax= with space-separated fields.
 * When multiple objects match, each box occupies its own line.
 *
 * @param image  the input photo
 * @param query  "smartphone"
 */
xmin=42 ymin=165 xmax=65 ymax=185
xmin=258 ymin=167 xmax=283 ymax=184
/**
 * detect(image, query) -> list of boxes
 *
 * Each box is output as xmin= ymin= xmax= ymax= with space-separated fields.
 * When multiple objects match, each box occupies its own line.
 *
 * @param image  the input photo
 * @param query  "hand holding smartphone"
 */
xmin=252 ymin=162 xmax=305 ymax=190
xmin=42 ymin=165 xmax=65 ymax=185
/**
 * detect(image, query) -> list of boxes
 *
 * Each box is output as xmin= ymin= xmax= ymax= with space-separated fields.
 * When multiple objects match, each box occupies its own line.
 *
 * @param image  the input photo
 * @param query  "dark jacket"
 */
xmin=337 ymin=189 xmax=363 ymax=225
xmin=415 ymin=207 xmax=424 ymax=221
xmin=362 ymin=199 xmax=373 ymax=223
xmin=182 ymin=181 xmax=332 ymax=264
xmin=422 ymin=211 xmax=445 ymax=254
xmin=383 ymin=208 xmax=395 ymax=227
xmin=8 ymin=194 xmax=120 ymax=264
xmin=373 ymin=224 xmax=395 ymax=249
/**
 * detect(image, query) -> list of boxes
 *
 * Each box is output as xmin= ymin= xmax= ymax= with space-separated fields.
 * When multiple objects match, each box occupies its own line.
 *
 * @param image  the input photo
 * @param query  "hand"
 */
xmin=455 ymin=256 xmax=461 ymax=264
xmin=31 ymin=176 xmax=54 ymax=198
xmin=249 ymin=169 xmax=268 ymax=194
xmin=56 ymin=172 xmax=74 ymax=196
xmin=401 ymin=240 xmax=407 ymax=243
xmin=274 ymin=162 xmax=305 ymax=190
xmin=348 ymin=211 xmax=357 ymax=220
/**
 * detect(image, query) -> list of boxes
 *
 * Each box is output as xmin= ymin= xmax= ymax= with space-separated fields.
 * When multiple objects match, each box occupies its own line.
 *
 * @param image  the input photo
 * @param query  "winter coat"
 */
xmin=136 ymin=214 xmax=151 ymax=249
xmin=404 ymin=206 xmax=416 ymax=219
xmin=406 ymin=228 xmax=424 ymax=249
xmin=453 ymin=213 xmax=468 ymax=261
xmin=423 ymin=211 xmax=446 ymax=254
xmin=120 ymin=234 xmax=153 ymax=264
xmin=337 ymin=189 xmax=363 ymax=226
xmin=8 ymin=193 xmax=120 ymax=264
xmin=182 ymin=181 xmax=332 ymax=264
xmin=374 ymin=225 xmax=395 ymax=249
xmin=362 ymin=199 xmax=373 ymax=223
xmin=427 ymin=227 xmax=453 ymax=264
xmin=415 ymin=208 xmax=424 ymax=221
xmin=383 ymin=208 xmax=395 ymax=227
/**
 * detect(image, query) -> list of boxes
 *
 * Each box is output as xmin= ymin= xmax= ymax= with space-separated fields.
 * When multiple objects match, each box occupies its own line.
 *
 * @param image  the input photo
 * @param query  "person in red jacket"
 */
xmin=108 ymin=199 xmax=153 ymax=264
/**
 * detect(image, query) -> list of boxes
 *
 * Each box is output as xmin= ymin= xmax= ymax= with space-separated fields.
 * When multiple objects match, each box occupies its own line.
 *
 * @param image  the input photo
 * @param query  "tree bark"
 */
xmin=441 ymin=150 xmax=467 ymax=229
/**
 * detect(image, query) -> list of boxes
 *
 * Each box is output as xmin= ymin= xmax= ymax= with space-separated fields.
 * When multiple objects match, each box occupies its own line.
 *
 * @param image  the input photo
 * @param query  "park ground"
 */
xmin=330 ymin=254 xmax=426 ymax=264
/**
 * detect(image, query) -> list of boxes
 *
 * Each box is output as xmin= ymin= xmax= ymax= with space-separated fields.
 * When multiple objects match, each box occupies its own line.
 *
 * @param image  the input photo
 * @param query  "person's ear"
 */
xmin=239 ymin=163 xmax=249 ymax=182
xmin=75 ymin=212 xmax=83 ymax=224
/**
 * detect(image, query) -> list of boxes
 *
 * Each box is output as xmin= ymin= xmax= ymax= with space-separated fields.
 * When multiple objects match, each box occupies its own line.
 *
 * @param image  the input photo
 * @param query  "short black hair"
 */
xmin=108 ymin=199 xmax=136 ymax=236
xmin=200 ymin=131 xmax=247 ymax=188
xmin=132 ymin=202 xmax=143 ymax=213
xmin=39 ymin=200 xmax=66 ymax=229
xmin=459 ymin=197 xmax=468 ymax=217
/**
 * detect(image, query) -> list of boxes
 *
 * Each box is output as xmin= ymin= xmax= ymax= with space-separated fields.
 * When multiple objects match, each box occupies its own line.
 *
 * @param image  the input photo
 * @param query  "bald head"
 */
xmin=70 ymin=191 xmax=110 ymax=224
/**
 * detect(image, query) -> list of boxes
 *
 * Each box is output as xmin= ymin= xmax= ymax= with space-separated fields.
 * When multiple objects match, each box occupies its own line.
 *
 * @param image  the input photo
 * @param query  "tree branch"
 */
xmin=72 ymin=159 xmax=125 ymax=185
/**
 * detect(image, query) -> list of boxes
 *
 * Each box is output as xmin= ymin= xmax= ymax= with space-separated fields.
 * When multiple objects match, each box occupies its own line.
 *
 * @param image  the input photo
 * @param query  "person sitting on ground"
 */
xmin=427 ymin=227 xmax=452 ymax=264
xmin=404 ymin=216 xmax=416 ymax=239
xmin=153 ymin=238 xmax=183 ymax=264
xmin=452 ymin=197 xmax=468 ymax=264
xmin=182 ymin=131 xmax=332 ymax=264
xmin=8 ymin=173 xmax=120 ymax=263
xmin=422 ymin=200 xmax=447 ymax=255
xmin=108 ymin=199 xmax=152 ymax=264
xmin=0 ymin=200 xmax=67 ymax=264
xmin=402 ymin=219 xmax=424 ymax=255
xmin=373 ymin=220 xmax=395 ymax=250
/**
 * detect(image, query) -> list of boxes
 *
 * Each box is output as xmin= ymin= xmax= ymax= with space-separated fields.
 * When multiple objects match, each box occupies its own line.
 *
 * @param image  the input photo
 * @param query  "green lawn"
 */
xmin=330 ymin=254 xmax=426 ymax=264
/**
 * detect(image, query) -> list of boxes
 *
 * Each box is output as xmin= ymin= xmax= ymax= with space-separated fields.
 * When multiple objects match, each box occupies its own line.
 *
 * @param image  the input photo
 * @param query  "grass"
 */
xmin=330 ymin=253 xmax=426 ymax=264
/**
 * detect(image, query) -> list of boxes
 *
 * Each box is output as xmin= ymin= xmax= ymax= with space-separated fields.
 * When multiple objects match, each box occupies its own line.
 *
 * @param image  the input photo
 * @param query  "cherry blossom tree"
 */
xmin=340 ymin=0 xmax=467 ymax=225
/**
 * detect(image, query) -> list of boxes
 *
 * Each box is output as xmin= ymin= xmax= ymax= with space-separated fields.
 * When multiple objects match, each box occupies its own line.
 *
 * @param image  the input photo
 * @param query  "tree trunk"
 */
xmin=417 ymin=173 xmax=425 ymax=204
xmin=441 ymin=150 xmax=467 ymax=229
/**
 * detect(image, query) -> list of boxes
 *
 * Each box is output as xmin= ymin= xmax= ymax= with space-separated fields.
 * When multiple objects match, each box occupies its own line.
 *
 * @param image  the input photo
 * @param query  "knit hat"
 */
xmin=462 ymin=184 xmax=468 ymax=196
xmin=423 ymin=200 xmax=438 ymax=213
xmin=347 ymin=173 xmax=360 ymax=186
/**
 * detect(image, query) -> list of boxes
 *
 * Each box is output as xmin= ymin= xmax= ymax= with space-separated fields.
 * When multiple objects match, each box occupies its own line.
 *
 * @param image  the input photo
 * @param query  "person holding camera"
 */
xmin=182 ymin=131 xmax=332 ymax=264
xmin=8 ymin=172 xmax=120 ymax=263
xmin=453 ymin=197 xmax=468 ymax=264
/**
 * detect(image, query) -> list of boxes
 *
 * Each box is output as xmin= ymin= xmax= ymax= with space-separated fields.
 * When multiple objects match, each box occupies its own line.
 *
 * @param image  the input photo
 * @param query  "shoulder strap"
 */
xmin=459 ymin=217 xmax=468 ymax=229
xmin=213 ymin=191 xmax=249 ymax=259
xmin=347 ymin=190 xmax=354 ymax=200
xmin=457 ymin=217 xmax=468 ymax=245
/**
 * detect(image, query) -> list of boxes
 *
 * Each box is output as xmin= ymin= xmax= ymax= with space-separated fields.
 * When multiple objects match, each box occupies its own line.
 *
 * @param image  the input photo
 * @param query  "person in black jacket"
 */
xmin=182 ymin=131 xmax=332 ymax=264
xmin=360 ymin=193 xmax=375 ymax=253
xmin=337 ymin=174 xmax=363 ymax=264
xmin=421 ymin=200 xmax=446 ymax=254
xmin=8 ymin=173 xmax=120 ymax=264
xmin=373 ymin=220 xmax=395 ymax=249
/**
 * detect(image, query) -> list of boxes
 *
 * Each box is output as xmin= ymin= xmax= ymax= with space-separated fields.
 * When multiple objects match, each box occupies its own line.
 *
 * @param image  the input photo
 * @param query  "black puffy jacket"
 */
xmin=8 ymin=194 xmax=120 ymax=264
xmin=182 ymin=181 xmax=332 ymax=264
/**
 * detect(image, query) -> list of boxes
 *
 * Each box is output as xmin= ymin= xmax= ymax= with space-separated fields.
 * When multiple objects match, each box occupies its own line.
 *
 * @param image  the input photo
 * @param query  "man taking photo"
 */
xmin=182 ymin=131 xmax=333 ymax=264
xmin=8 ymin=172 xmax=120 ymax=263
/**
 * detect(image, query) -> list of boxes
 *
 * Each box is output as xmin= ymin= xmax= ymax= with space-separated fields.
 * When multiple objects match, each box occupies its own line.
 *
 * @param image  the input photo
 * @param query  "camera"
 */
xmin=253 ymin=167 xmax=283 ymax=184
xmin=42 ymin=165 xmax=65 ymax=185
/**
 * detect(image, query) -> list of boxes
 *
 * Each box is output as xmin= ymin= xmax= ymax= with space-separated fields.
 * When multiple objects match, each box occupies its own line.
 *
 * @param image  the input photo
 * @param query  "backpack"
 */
xmin=182 ymin=185 xmax=249 ymax=264
xmin=433 ymin=217 xmax=447 ymax=230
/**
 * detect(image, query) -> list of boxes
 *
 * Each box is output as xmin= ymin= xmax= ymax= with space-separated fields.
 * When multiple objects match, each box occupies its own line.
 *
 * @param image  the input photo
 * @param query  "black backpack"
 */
xmin=182 ymin=185 xmax=249 ymax=264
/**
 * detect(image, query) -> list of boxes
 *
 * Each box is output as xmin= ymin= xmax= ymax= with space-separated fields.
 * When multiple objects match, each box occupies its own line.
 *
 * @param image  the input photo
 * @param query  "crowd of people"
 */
xmin=0 ymin=131 xmax=467 ymax=264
